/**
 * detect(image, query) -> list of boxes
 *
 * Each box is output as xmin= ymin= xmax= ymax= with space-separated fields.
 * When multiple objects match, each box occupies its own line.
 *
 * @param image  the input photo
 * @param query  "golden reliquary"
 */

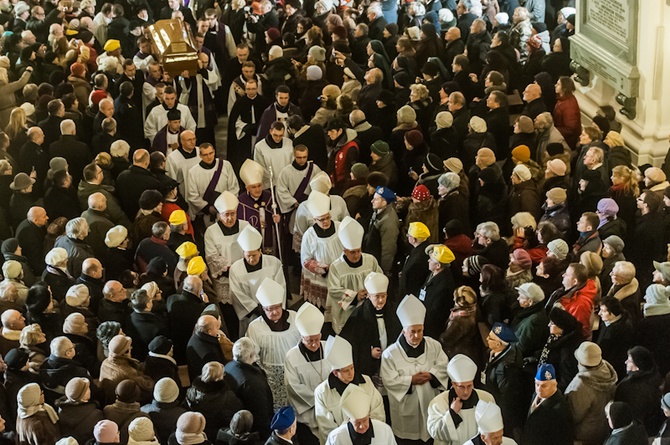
xmin=145 ymin=19 xmax=199 ymax=78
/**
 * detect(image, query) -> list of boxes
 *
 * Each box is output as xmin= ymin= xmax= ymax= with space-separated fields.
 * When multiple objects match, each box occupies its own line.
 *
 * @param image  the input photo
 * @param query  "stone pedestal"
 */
xmin=570 ymin=0 xmax=670 ymax=165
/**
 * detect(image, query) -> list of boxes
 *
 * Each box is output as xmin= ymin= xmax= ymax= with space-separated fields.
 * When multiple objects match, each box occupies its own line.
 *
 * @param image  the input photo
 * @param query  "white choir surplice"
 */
xmin=381 ymin=337 xmax=450 ymax=442
xmin=204 ymin=219 xmax=250 ymax=304
xmin=325 ymin=419 xmax=397 ymax=445
xmin=186 ymin=159 xmax=240 ymax=221
xmin=276 ymin=161 xmax=322 ymax=215
xmin=300 ymin=222 xmax=343 ymax=309
xmin=427 ymin=389 xmax=496 ymax=445
xmin=314 ymin=375 xmax=385 ymax=444
xmin=327 ymin=253 xmax=383 ymax=334
xmin=293 ymin=196 xmax=349 ymax=250
xmin=247 ymin=310 xmax=301 ymax=409
xmin=253 ymin=137 xmax=294 ymax=189
xmin=229 ymin=254 xmax=285 ymax=320
xmin=166 ymin=146 xmax=200 ymax=198
xmin=284 ymin=341 xmax=330 ymax=437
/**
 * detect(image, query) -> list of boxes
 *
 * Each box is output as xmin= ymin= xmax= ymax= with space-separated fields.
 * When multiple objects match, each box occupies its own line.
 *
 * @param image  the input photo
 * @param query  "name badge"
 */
xmin=480 ymin=371 xmax=487 ymax=385
xmin=418 ymin=288 xmax=426 ymax=301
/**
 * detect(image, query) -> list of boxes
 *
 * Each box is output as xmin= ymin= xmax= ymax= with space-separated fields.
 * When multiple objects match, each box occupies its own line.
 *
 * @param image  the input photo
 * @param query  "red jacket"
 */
xmin=553 ymin=95 xmax=581 ymax=149
xmin=560 ymin=279 xmax=597 ymax=338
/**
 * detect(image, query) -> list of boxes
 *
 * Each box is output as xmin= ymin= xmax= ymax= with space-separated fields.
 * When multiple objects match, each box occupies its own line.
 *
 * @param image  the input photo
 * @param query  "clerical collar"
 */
xmin=347 ymin=421 xmax=375 ymax=445
xmin=343 ymin=254 xmax=363 ymax=268
xmin=261 ymin=309 xmax=290 ymax=332
xmin=313 ymin=223 xmax=336 ymax=238
xmin=178 ymin=147 xmax=197 ymax=159
xmin=328 ymin=372 xmax=365 ymax=395
xmin=299 ymin=342 xmax=323 ymax=361
xmin=265 ymin=134 xmax=283 ymax=149
xmin=218 ymin=220 xmax=239 ymax=236
xmin=199 ymin=159 xmax=216 ymax=169
xmin=399 ymin=335 xmax=425 ymax=357
xmin=168 ymin=128 xmax=180 ymax=134
xmin=292 ymin=160 xmax=309 ymax=171
xmin=244 ymin=256 xmax=263 ymax=273
xmin=162 ymin=103 xmax=176 ymax=111
xmin=448 ymin=386 xmax=479 ymax=409
xmin=275 ymin=102 xmax=290 ymax=113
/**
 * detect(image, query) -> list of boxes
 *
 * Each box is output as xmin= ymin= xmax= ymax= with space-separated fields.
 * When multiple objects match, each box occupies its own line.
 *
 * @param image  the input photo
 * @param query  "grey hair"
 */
xmin=368 ymin=2 xmax=382 ymax=16
xmin=110 ymin=140 xmax=130 ymax=158
xmin=201 ymin=361 xmax=225 ymax=383
xmin=476 ymin=221 xmax=500 ymax=241
xmin=66 ymin=217 xmax=89 ymax=239
xmin=51 ymin=336 xmax=74 ymax=357
xmin=613 ymin=261 xmax=636 ymax=282
xmin=233 ymin=337 xmax=259 ymax=364
xmin=438 ymin=172 xmax=460 ymax=192
xmin=183 ymin=275 xmax=203 ymax=295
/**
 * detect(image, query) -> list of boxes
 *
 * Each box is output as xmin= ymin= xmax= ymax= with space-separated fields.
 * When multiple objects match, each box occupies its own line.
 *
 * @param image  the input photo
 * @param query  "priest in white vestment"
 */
xmin=428 ymin=354 xmax=496 ymax=445
xmin=314 ymin=335 xmax=385 ymax=444
xmin=327 ymin=216 xmax=382 ymax=334
xmin=463 ymin=401 xmax=518 ymax=445
xmin=247 ymin=277 xmax=299 ymax=409
xmin=325 ymin=385 xmax=397 ymax=445
xmin=229 ymin=224 xmax=285 ymax=336
xmin=381 ymin=294 xmax=450 ymax=444
xmin=253 ymin=121 xmax=294 ymax=189
xmin=165 ymin=129 xmax=200 ymax=198
xmin=285 ymin=303 xmax=330 ymax=445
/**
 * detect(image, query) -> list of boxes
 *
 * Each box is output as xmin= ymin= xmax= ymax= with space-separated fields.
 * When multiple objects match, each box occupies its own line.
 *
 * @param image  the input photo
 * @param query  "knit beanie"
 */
xmin=0 ymin=238 xmax=19 ymax=255
xmin=546 ymin=159 xmax=567 ymax=176
xmin=547 ymin=239 xmax=569 ymax=261
xmin=94 ymin=420 xmax=119 ymax=443
xmin=350 ymin=163 xmax=369 ymax=180
xmin=396 ymin=105 xmax=416 ymax=125
xmin=424 ymin=153 xmax=443 ymax=174
xmin=116 ymin=379 xmax=140 ymax=403
xmin=405 ymin=129 xmax=424 ymax=147
xmin=443 ymin=157 xmax=462 ymax=174
xmin=153 ymin=377 xmax=180 ymax=404
xmin=645 ymin=284 xmax=670 ymax=305
xmin=177 ymin=412 xmax=206 ymax=436
xmin=435 ymin=111 xmax=453 ymax=129
xmin=511 ymin=249 xmax=532 ymax=270
xmin=603 ymin=235 xmax=624 ymax=253
xmin=370 ymin=140 xmax=390 ymax=156
xmin=128 ymin=417 xmax=156 ymax=443
xmin=511 ymin=145 xmax=531 ymax=163
xmin=139 ymin=190 xmax=163 ymax=211
xmin=465 ymin=255 xmax=488 ymax=276
xmin=2 ymin=260 xmax=21 ymax=279
xmin=469 ymin=116 xmax=486 ymax=133
xmin=65 ymin=377 xmax=90 ymax=402
xmin=412 ymin=185 xmax=431 ymax=202
xmin=627 ymin=346 xmax=655 ymax=372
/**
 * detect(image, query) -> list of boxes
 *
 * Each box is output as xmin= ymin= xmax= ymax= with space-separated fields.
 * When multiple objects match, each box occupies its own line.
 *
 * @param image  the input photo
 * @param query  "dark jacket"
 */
xmin=224 ymin=360 xmax=274 ymax=440
xmin=143 ymin=355 xmax=181 ymax=390
xmin=186 ymin=331 xmax=226 ymax=381
xmin=629 ymin=212 xmax=666 ymax=287
xmin=596 ymin=315 xmax=634 ymax=381
xmin=399 ymin=240 xmax=431 ymax=298
xmin=15 ymin=219 xmax=47 ymax=275
xmin=614 ymin=368 xmax=664 ymax=435
xmin=44 ymin=185 xmax=81 ymax=221
xmin=602 ymin=421 xmax=649 ymax=445
xmin=48 ymin=134 xmax=92 ymax=186
xmin=115 ymin=165 xmax=162 ymax=219
xmin=56 ymin=399 xmax=104 ymax=445
xmin=438 ymin=190 xmax=470 ymax=234
xmin=186 ymin=377 xmax=244 ymax=441
xmin=141 ymin=399 xmax=187 ymax=445
xmin=485 ymin=107 xmax=511 ymax=160
xmin=293 ymin=124 xmax=328 ymax=171
xmin=421 ymin=269 xmax=456 ymax=339
xmin=520 ymin=390 xmax=573 ymax=445
xmin=166 ymin=290 xmax=207 ymax=364
xmin=484 ymin=344 xmax=524 ymax=432
xmin=126 ymin=311 xmax=169 ymax=361
xmin=540 ymin=202 xmax=571 ymax=238
xmin=511 ymin=303 xmax=549 ymax=358
xmin=97 ymin=298 xmax=131 ymax=328
xmin=39 ymin=354 xmax=90 ymax=405
xmin=509 ymin=179 xmax=542 ymax=221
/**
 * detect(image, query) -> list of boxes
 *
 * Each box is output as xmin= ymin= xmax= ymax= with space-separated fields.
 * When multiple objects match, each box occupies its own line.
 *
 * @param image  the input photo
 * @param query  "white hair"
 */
xmin=233 ymin=337 xmax=259 ymax=364
xmin=110 ymin=140 xmax=130 ymax=158
xmin=65 ymin=217 xmax=89 ymax=239
xmin=476 ymin=221 xmax=500 ymax=241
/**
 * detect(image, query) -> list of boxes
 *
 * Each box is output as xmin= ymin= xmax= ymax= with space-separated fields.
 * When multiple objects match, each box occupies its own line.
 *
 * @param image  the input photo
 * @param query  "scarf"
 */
xmin=148 ymin=352 xmax=177 ymax=365
xmin=18 ymin=402 xmax=59 ymax=424
xmin=265 ymin=134 xmax=283 ymax=149
xmin=2 ymin=328 xmax=21 ymax=341
xmin=347 ymin=421 xmax=374 ymax=445
xmin=275 ymin=101 xmax=290 ymax=114
xmin=175 ymin=431 xmax=207 ymax=445
xmin=261 ymin=309 xmax=290 ymax=332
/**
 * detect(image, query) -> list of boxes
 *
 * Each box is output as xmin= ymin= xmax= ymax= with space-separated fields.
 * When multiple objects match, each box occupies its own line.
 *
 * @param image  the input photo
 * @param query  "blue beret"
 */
xmin=535 ymin=364 xmax=556 ymax=381
xmin=375 ymin=186 xmax=396 ymax=203
xmin=491 ymin=322 xmax=517 ymax=343
xmin=271 ymin=406 xmax=296 ymax=431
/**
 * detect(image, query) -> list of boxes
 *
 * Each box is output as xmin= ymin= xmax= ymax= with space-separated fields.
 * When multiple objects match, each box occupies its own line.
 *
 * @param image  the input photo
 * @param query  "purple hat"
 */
xmin=597 ymin=198 xmax=619 ymax=218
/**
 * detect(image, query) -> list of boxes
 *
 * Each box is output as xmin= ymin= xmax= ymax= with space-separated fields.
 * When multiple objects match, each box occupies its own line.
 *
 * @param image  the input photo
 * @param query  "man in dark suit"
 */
xmin=115 ymin=149 xmax=161 ymax=220
xmin=186 ymin=315 xmax=226 ymax=380
xmin=520 ymin=364 xmax=574 ymax=445
xmin=115 ymin=59 xmax=145 ymax=110
xmin=160 ymin=0 xmax=196 ymax=30
xmin=366 ymin=3 xmax=388 ymax=41
xmin=399 ymin=222 xmax=432 ymax=298
xmin=166 ymin=275 xmax=207 ymax=364
xmin=48 ymin=119 xmax=92 ymax=187
xmin=126 ymin=289 xmax=169 ymax=361
xmin=16 ymin=206 xmax=48 ymax=275
xmin=38 ymin=98 xmax=64 ymax=151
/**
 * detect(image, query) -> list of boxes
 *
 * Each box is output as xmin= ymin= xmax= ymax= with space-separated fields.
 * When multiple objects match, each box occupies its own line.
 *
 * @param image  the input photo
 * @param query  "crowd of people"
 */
xmin=0 ymin=0 xmax=669 ymax=444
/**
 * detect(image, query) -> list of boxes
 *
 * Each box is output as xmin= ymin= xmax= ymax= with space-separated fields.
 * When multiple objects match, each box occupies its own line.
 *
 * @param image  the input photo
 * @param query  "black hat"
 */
xmin=148 ymin=335 xmax=173 ymax=355
xmin=422 ymin=61 xmax=439 ymax=77
xmin=548 ymin=308 xmax=580 ymax=333
xmin=4 ymin=348 xmax=29 ymax=370
xmin=1 ymin=238 xmax=19 ymax=255
xmin=546 ymin=142 xmax=565 ymax=157
xmin=367 ymin=171 xmax=389 ymax=188
xmin=332 ymin=41 xmax=351 ymax=54
xmin=325 ymin=119 xmax=346 ymax=131
xmin=167 ymin=108 xmax=181 ymax=121
xmin=532 ymin=22 xmax=547 ymax=33
xmin=627 ymin=346 xmax=655 ymax=372
xmin=139 ymin=189 xmax=163 ymax=210
xmin=377 ymin=89 xmax=395 ymax=106
xmin=159 ymin=178 xmax=180 ymax=196
xmin=26 ymin=284 xmax=51 ymax=314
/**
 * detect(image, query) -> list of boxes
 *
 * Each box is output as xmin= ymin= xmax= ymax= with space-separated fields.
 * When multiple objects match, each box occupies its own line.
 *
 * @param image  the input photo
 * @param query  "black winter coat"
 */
xmin=595 ymin=315 xmax=634 ymax=381
xmin=520 ymin=390 xmax=573 ymax=445
xmin=398 ymin=240 xmax=431 ymax=298
xmin=511 ymin=303 xmax=549 ymax=358
xmin=614 ymin=369 xmax=664 ymax=436
xmin=39 ymin=355 xmax=90 ymax=405
xmin=56 ymin=400 xmax=104 ymax=445
xmin=126 ymin=311 xmax=169 ymax=361
xmin=115 ymin=165 xmax=162 ymax=220
xmin=15 ymin=219 xmax=47 ymax=275
xmin=167 ymin=290 xmax=207 ymax=364
xmin=421 ymin=269 xmax=456 ymax=339
xmin=186 ymin=377 xmax=244 ymax=441
xmin=141 ymin=400 xmax=187 ymax=445
xmin=186 ymin=331 xmax=226 ymax=381
xmin=224 ymin=360 xmax=274 ymax=440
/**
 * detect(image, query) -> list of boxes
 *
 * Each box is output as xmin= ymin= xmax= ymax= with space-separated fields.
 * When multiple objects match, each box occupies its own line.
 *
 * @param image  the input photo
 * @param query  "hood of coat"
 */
xmin=575 ymin=360 xmax=618 ymax=391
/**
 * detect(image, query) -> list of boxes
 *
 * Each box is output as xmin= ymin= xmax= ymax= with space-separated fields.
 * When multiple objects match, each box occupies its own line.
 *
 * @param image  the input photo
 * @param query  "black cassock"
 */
xmin=226 ymin=93 xmax=271 ymax=173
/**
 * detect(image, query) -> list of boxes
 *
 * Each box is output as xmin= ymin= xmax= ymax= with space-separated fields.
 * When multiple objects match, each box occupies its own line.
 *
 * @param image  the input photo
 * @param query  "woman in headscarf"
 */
xmin=16 ymin=382 xmax=61 ymax=445
xmin=603 ymin=401 xmax=649 ymax=445
xmin=368 ymin=52 xmax=393 ymax=90
xmin=415 ymin=23 xmax=444 ymax=68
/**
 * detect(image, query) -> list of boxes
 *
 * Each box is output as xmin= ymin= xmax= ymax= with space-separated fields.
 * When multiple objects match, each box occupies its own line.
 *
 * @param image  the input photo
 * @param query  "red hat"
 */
xmin=412 ymin=185 xmax=431 ymax=202
xmin=70 ymin=62 xmax=86 ymax=78
xmin=266 ymin=27 xmax=280 ymax=41
xmin=511 ymin=249 xmax=532 ymax=269
xmin=405 ymin=129 xmax=424 ymax=147
xmin=90 ymin=89 xmax=107 ymax=106
xmin=332 ymin=25 xmax=347 ymax=40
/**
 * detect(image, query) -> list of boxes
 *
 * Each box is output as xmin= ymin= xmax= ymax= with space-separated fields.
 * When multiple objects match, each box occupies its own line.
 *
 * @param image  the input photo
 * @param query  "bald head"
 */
xmin=82 ymin=258 xmax=102 ymax=278
xmin=88 ymin=192 xmax=107 ymax=211
xmin=523 ymin=83 xmax=542 ymax=102
xmin=27 ymin=206 xmax=48 ymax=227
xmin=102 ymin=280 xmax=126 ymax=302
xmin=2 ymin=309 xmax=25 ymax=331
xmin=180 ymin=130 xmax=197 ymax=151
xmin=349 ymin=110 xmax=366 ymax=127
xmin=99 ymin=99 xmax=114 ymax=117
xmin=133 ymin=149 xmax=150 ymax=168
xmin=196 ymin=315 xmax=220 ymax=336
xmin=446 ymin=27 xmax=461 ymax=42
xmin=27 ymin=126 xmax=44 ymax=143
xmin=183 ymin=275 xmax=203 ymax=295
